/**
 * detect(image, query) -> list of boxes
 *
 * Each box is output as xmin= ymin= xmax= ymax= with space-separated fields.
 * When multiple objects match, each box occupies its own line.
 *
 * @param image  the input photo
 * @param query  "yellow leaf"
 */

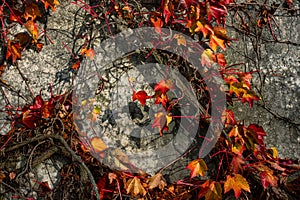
xmin=90 ymin=136 xmax=107 ymax=152
xmin=224 ymin=174 xmax=250 ymax=199
xmin=201 ymin=49 xmax=216 ymax=67
xmin=269 ymin=147 xmax=278 ymax=159
xmin=126 ymin=177 xmax=146 ymax=196
xmin=93 ymin=106 xmax=101 ymax=115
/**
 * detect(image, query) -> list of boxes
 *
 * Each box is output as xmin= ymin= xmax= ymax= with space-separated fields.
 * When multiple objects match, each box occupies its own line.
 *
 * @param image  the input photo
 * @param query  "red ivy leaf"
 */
xmin=161 ymin=0 xmax=174 ymax=23
xmin=30 ymin=95 xmax=44 ymax=110
xmin=206 ymin=1 xmax=227 ymax=24
xmin=132 ymin=90 xmax=151 ymax=106
xmin=223 ymin=109 xmax=237 ymax=126
xmin=22 ymin=110 xmax=36 ymax=129
xmin=247 ymin=124 xmax=266 ymax=137
xmin=231 ymin=155 xmax=245 ymax=174
xmin=260 ymin=170 xmax=278 ymax=189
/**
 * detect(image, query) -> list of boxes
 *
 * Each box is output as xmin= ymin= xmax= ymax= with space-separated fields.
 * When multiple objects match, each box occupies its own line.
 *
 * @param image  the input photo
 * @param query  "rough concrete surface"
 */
xmin=225 ymin=2 xmax=300 ymax=159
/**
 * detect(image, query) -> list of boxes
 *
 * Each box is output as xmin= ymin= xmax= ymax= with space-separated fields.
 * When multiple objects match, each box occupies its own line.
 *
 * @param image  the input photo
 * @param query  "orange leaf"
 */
xmin=216 ymin=53 xmax=227 ymax=67
xmin=14 ymin=32 xmax=32 ymax=48
xmin=9 ymin=172 xmax=16 ymax=181
xmin=150 ymin=16 xmax=163 ymax=33
xmin=154 ymin=79 xmax=174 ymax=94
xmin=90 ymin=136 xmax=108 ymax=153
xmin=132 ymin=90 xmax=151 ymax=106
xmin=25 ymin=20 xmax=39 ymax=41
xmin=198 ymin=180 xmax=222 ymax=200
xmin=34 ymin=42 xmax=44 ymax=52
xmin=6 ymin=40 xmax=22 ymax=63
xmin=71 ymin=60 xmax=81 ymax=70
xmin=80 ymin=47 xmax=95 ymax=60
xmin=214 ymin=26 xmax=230 ymax=41
xmin=224 ymin=174 xmax=250 ymax=199
xmin=152 ymin=111 xmax=172 ymax=136
xmin=210 ymin=34 xmax=226 ymax=51
xmin=174 ymin=34 xmax=186 ymax=46
xmin=0 ymin=65 xmax=5 ymax=77
xmin=85 ymin=49 xmax=96 ymax=60
xmin=209 ymin=27 xmax=230 ymax=51
xmin=201 ymin=49 xmax=227 ymax=67
xmin=0 ymin=170 xmax=6 ymax=182
xmin=41 ymin=102 xmax=52 ymax=118
xmin=154 ymin=92 xmax=169 ymax=106
xmin=42 ymin=0 xmax=60 ymax=11
xmin=195 ymin=21 xmax=213 ymax=38
xmin=231 ymin=137 xmax=246 ymax=155
xmin=228 ymin=82 xmax=247 ymax=99
xmin=108 ymin=173 xmax=118 ymax=184
xmin=267 ymin=147 xmax=278 ymax=159
xmin=228 ymin=125 xmax=240 ymax=138
xmin=186 ymin=159 xmax=208 ymax=178
xmin=148 ymin=173 xmax=166 ymax=190
xmin=126 ymin=176 xmax=146 ymax=196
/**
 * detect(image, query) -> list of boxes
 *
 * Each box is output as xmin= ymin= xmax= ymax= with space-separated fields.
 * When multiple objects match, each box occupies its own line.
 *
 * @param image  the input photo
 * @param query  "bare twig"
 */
xmin=50 ymin=135 xmax=101 ymax=200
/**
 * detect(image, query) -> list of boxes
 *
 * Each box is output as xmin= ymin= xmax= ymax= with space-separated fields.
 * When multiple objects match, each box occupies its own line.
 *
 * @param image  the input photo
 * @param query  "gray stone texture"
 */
xmin=225 ymin=1 xmax=300 ymax=159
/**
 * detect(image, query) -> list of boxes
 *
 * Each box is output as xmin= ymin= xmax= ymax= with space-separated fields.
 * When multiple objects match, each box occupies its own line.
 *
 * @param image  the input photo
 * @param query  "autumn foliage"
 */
xmin=0 ymin=0 xmax=299 ymax=200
